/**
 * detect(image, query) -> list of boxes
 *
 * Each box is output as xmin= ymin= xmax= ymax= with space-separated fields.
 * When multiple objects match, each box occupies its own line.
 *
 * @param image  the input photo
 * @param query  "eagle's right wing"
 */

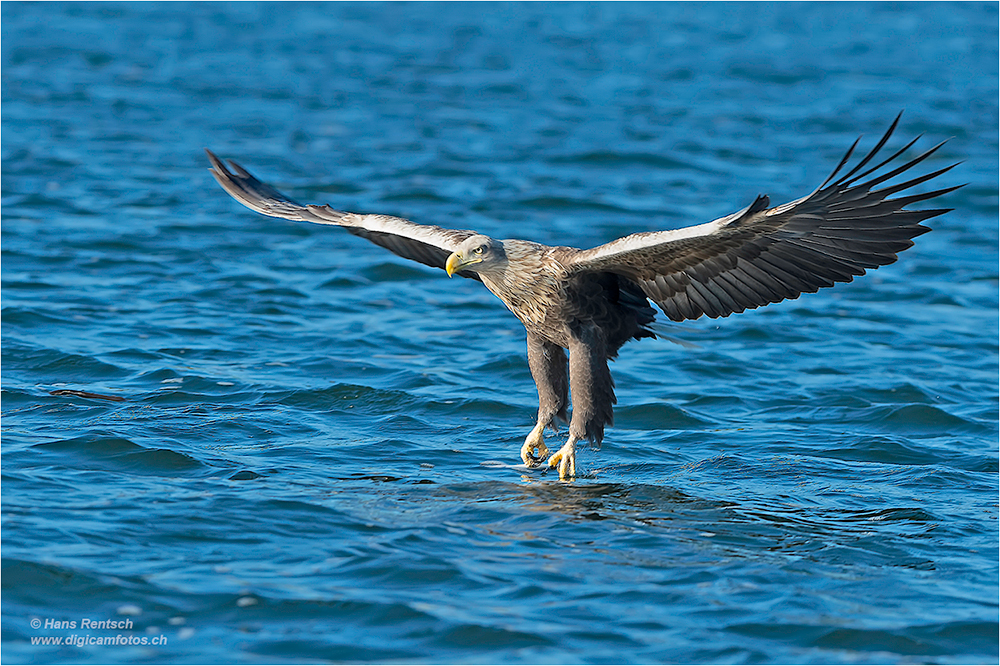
xmin=206 ymin=150 xmax=481 ymax=278
xmin=566 ymin=114 xmax=961 ymax=322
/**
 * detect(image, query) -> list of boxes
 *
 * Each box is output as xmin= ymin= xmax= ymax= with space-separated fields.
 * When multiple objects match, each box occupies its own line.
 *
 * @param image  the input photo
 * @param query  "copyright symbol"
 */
xmin=30 ymin=618 xmax=41 ymax=629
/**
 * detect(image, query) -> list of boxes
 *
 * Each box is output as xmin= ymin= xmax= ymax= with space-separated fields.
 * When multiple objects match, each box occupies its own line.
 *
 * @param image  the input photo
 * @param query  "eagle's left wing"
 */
xmin=566 ymin=115 xmax=961 ymax=322
xmin=206 ymin=150 xmax=482 ymax=279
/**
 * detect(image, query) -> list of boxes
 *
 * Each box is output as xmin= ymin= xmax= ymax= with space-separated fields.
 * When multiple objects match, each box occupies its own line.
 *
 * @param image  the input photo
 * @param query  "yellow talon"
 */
xmin=520 ymin=423 xmax=550 ymax=467
xmin=547 ymin=440 xmax=576 ymax=479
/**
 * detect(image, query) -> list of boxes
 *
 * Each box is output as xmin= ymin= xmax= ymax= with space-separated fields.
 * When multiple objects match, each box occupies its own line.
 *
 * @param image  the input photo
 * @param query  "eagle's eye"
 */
xmin=473 ymin=246 xmax=485 ymax=255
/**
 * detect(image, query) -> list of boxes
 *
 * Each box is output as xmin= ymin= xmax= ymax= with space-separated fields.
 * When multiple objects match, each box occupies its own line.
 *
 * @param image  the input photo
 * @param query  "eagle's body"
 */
xmin=207 ymin=115 xmax=958 ymax=478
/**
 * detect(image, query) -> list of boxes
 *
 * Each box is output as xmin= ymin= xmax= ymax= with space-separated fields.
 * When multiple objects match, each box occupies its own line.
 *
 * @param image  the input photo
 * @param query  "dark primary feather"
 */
xmin=205 ymin=149 xmax=481 ymax=279
xmin=568 ymin=114 xmax=961 ymax=322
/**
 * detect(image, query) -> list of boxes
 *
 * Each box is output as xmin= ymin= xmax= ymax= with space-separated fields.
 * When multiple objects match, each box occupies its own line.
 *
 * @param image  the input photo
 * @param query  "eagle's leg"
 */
xmin=521 ymin=334 xmax=569 ymax=467
xmin=549 ymin=324 xmax=615 ymax=479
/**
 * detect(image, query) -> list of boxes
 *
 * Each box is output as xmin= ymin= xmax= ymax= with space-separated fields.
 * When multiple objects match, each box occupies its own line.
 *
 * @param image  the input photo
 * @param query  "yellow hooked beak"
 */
xmin=445 ymin=252 xmax=481 ymax=277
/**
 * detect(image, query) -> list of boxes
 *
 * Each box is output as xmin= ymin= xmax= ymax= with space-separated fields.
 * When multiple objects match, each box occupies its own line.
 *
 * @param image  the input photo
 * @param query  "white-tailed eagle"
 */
xmin=207 ymin=114 xmax=958 ymax=479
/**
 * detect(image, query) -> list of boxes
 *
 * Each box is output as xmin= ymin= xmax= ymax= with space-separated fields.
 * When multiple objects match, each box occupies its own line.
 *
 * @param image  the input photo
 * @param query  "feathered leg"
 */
xmin=521 ymin=334 xmax=569 ymax=467
xmin=549 ymin=324 xmax=616 ymax=479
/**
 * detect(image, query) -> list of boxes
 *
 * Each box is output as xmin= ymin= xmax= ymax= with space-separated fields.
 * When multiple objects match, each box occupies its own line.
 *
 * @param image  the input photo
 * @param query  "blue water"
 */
xmin=2 ymin=2 xmax=998 ymax=663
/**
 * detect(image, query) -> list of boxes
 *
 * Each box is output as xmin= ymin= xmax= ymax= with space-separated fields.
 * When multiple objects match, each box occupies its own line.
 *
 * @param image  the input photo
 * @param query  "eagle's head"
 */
xmin=445 ymin=235 xmax=507 ymax=278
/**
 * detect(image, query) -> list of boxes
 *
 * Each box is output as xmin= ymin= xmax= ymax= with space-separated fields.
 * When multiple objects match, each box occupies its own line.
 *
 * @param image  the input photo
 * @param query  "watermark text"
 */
xmin=28 ymin=616 xmax=167 ymax=648
xmin=31 ymin=617 xmax=135 ymax=631
xmin=31 ymin=634 xmax=167 ymax=647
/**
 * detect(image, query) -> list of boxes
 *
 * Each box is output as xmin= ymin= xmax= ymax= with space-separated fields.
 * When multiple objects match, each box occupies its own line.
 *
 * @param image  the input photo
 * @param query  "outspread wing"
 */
xmin=206 ymin=149 xmax=481 ymax=278
xmin=567 ymin=114 xmax=961 ymax=322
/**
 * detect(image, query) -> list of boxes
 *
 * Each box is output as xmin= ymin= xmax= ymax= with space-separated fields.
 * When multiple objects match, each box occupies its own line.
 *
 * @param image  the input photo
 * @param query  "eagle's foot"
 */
xmin=520 ymin=423 xmax=550 ymax=468
xmin=547 ymin=439 xmax=577 ymax=480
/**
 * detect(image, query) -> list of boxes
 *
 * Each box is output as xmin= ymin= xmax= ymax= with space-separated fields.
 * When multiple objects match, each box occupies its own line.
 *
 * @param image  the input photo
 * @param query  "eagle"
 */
xmin=207 ymin=114 xmax=958 ymax=479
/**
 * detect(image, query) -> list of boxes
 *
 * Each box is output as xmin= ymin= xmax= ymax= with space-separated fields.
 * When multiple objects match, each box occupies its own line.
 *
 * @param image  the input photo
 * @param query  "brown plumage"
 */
xmin=206 ymin=114 xmax=959 ymax=479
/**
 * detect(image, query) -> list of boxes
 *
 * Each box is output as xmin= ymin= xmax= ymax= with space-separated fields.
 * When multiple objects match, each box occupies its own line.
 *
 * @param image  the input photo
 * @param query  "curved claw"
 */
xmin=547 ymin=439 xmax=577 ymax=479
xmin=524 ymin=452 xmax=547 ymax=467
xmin=520 ymin=424 xmax=550 ymax=468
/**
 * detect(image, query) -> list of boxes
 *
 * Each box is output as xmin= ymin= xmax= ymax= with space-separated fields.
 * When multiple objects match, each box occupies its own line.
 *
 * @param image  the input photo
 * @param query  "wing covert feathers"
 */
xmin=206 ymin=149 xmax=479 ymax=276
xmin=568 ymin=114 xmax=960 ymax=322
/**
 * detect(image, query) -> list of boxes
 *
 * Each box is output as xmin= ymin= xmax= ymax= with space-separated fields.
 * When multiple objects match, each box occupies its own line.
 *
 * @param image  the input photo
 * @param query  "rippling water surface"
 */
xmin=2 ymin=2 xmax=998 ymax=664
